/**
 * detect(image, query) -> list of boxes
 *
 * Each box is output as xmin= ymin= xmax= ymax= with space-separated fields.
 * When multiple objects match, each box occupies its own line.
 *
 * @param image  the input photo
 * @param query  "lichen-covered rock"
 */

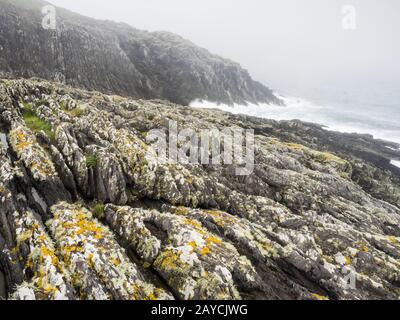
xmin=47 ymin=202 xmax=173 ymax=300
xmin=1 ymin=78 xmax=400 ymax=300
xmin=9 ymin=124 xmax=71 ymax=207
xmin=11 ymin=211 xmax=75 ymax=300
xmin=0 ymin=148 xmax=25 ymax=292
xmin=104 ymin=204 xmax=263 ymax=300
xmin=0 ymin=0 xmax=281 ymax=106
xmin=85 ymin=145 xmax=128 ymax=205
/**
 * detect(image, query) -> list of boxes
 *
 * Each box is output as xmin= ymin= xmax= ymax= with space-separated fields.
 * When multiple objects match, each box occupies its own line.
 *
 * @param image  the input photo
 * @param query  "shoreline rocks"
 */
xmin=0 ymin=78 xmax=399 ymax=300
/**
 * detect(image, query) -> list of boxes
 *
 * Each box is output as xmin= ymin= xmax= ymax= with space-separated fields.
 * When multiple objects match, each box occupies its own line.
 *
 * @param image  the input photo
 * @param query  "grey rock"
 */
xmin=0 ymin=78 xmax=399 ymax=300
xmin=0 ymin=0 xmax=282 ymax=106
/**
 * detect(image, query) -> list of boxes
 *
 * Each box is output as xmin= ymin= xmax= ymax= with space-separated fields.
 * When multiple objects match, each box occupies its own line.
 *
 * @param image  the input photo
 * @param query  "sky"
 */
xmin=47 ymin=0 xmax=400 ymax=98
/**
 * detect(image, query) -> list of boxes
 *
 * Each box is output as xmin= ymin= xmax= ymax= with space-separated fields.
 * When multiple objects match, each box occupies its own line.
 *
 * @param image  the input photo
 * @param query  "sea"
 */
xmin=190 ymin=83 xmax=400 ymax=167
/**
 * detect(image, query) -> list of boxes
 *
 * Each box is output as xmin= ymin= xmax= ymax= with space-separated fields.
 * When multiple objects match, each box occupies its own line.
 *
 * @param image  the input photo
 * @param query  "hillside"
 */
xmin=0 ymin=0 xmax=282 ymax=106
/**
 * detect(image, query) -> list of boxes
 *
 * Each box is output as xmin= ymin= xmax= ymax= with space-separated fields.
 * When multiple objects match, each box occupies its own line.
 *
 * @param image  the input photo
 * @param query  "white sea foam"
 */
xmin=391 ymin=160 xmax=400 ymax=168
xmin=190 ymin=94 xmax=400 ymax=144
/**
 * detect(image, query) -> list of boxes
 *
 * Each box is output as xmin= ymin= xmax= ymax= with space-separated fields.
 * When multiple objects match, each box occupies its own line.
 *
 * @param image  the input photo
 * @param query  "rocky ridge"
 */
xmin=0 ymin=78 xmax=400 ymax=300
xmin=0 ymin=0 xmax=281 ymax=106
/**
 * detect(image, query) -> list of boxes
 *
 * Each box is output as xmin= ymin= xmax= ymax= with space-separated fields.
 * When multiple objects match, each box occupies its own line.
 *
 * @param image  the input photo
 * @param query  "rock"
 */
xmin=11 ymin=210 xmax=76 ymax=300
xmin=0 ymin=0 xmax=282 ymax=106
xmin=47 ymin=202 xmax=173 ymax=300
xmin=0 ymin=78 xmax=399 ymax=300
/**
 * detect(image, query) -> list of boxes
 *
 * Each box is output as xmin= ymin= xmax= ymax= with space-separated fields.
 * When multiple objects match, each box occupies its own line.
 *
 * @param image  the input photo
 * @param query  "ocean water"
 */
xmin=190 ymin=84 xmax=400 ymax=145
xmin=392 ymin=160 xmax=400 ymax=168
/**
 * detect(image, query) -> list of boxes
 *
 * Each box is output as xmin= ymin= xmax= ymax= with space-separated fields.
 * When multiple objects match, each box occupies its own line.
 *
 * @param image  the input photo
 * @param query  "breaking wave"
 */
xmin=190 ymin=93 xmax=400 ymax=145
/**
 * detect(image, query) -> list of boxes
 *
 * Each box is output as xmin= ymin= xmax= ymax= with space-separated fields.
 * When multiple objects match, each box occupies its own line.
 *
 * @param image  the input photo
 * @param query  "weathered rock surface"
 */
xmin=0 ymin=78 xmax=400 ymax=300
xmin=0 ymin=0 xmax=281 ymax=106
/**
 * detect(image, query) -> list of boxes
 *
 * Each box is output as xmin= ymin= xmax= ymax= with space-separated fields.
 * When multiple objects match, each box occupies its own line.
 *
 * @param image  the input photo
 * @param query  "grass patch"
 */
xmin=22 ymin=102 xmax=55 ymax=142
xmin=0 ymin=79 xmax=12 ymax=85
xmin=86 ymin=155 xmax=98 ymax=169
xmin=68 ymin=107 xmax=84 ymax=117
xmin=92 ymin=202 xmax=105 ymax=220
xmin=34 ymin=99 xmax=49 ymax=107
xmin=60 ymin=101 xmax=84 ymax=118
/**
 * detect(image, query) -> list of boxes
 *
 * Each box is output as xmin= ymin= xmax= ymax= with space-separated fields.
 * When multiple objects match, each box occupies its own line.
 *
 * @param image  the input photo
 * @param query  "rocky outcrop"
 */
xmin=0 ymin=0 xmax=282 ymax=106
xmin=0 ymin=78 xmax=399 ymax=300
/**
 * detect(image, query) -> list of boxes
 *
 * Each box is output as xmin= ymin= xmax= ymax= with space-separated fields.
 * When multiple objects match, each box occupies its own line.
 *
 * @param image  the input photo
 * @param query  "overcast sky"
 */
xmin=48 ymin=0 xmax=400 ymax=97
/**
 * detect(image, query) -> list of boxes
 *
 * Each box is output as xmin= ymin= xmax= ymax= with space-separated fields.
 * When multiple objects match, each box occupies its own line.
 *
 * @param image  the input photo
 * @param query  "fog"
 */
xmin=47 ymin=0 xmax=400 ymax=95
xmin=46 ymin=0 xmax=400 ymax=142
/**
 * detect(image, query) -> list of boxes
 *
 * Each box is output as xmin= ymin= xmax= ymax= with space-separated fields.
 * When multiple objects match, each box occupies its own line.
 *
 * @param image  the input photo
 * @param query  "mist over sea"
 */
xmin=190 ymin=82 xmax=400 ymax=145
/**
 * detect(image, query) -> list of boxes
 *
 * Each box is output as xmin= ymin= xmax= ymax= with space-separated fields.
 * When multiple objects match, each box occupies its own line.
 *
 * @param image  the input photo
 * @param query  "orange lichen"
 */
xmin=40 ymin=246 xmax=59 ymax=267
xmin=184 ymin=218 xmax=203 ymax=230
xmin=387 ymin=236 xmax=398 ymax=244
xmin=205 ymin=210 xmax=235 ymax=227
xmin=111 ymin=258 xmax=121 ymax=266
xmin=175 ymin=206 xmax=190 ymax=216
xmin=361 ymin=246 xmax=369 ymax=253
xmin=199 ymin=247 xmax=211 ymax=256
xmin=205 ymin=236 xmax=222 ymax=246
xmin=158 ymin=249 xmax=181 ymax=269
xmin=188 ymin=241 xmax=197 ymax=253
xmin=311 ymin=293 xmax=329 ymax=300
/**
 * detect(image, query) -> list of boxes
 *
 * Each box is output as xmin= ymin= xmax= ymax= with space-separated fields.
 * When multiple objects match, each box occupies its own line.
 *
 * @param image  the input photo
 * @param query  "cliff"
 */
xmin=0 ymin=0 xmax=282 ymax=106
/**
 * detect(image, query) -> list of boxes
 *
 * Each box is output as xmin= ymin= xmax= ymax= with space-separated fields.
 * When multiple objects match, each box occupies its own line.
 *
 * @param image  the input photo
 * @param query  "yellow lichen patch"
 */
xmin=17 ymin=230 xmax=33 ymax=246
xmin=188 ymin=241 xmax=197 ymax=252
xmin=285 ymin=143 xmax=305 ymax=151
xmin=111 ymin=258 xmax=121 ymax=266
xmin=310 ymin=293 xmax=329 ymax=300
xmin=183 ymin=218 xmax=203 ymax=231
xmin=387 ymin=236 xmax=398 ymax=244
xmin=204 ymin=210 xmax=236 ymax=227
xmin=14 ymin=131 xmax=33 ymax=150
xmin=313 ymin=152 xmax=347 ymax=166
xmin=175 ymin=206 xmax=190 ymax=216
xmin=40 ymin=246 xmax=59 ymax=267
xmin=76 ymin=220 xmax=103 ymax=237
xmin=14 ymin=211 xmax=70 ymax=300
xmin=323 ymin=255 xmax=334 ymax=263
xmin=9 ymin=126 xmax=57 ymax=179
xmin=257 ymin=241 xmax=279 ymax=258
xmin=161 ymin=250 xmax=181 ymax=269
xmin=48 ymin=202 xmax=172 ymax=300
xmin=62 ymin=244 xmax=83 ymax=264
xmin=268 ymin=139 xmax=350 ymax=171
xmin=145 ymin=293 xmax=157 ymax=300
xmin=72 ymin=209 xmax=104 ymax=239
xmin=43 ymin=283 xmax=57 ymax=296
xmin=361 ymin=246 xmax=369 ymax=253
xmin=205 ymin=235 xmax=222 ymax=246
xmin=199 ymin=247 xmax=211 ymax=256
xmin=86 ymin=253 xmax=96 ymax=270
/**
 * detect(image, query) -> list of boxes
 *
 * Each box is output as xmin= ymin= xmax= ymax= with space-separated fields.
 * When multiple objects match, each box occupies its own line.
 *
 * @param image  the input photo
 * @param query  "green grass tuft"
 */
xmin=92 ymin=202 xmax=105 ymax=220
xmin=60 ymin=101 xmax=84 ymax=118
xmin=22 ymin=102 xmax=55 ymax=142
xmin=68 ymin=107 xmax=84 ymax=117
xmin=86 ymin=155 xmax=98 ymax=169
